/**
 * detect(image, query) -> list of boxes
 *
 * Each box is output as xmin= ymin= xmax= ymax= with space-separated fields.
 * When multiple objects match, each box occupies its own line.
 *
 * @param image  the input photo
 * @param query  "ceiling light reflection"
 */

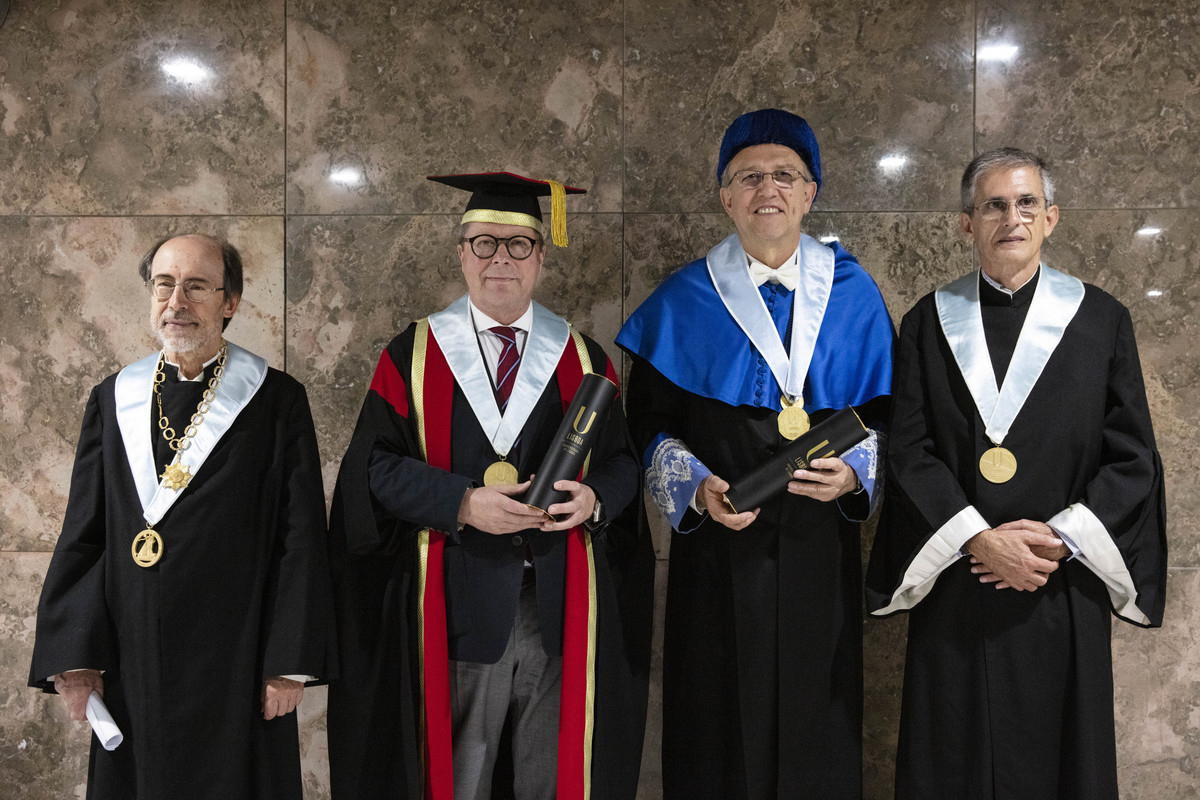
xmin=161 ymin=57 xmax=213 ymax=85
xmin=878 ymin=155 xmax=907 ymax=171
xmin=1136 ymin=227 xmax=1162 ymax=236
xmin=330 ymin=167 xmax=364 ymax=187
xmin=978 ymin=44 xmax=1019 ymax=62
xmin=1146 ymin=290 xmax=1164 ymax=298
xmin=818 ymin=235 xmax=839 ymax=244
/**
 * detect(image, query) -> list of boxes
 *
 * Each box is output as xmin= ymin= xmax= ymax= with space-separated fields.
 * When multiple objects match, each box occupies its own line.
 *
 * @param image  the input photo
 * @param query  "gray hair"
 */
xmin=960 ymin=148 xmax=1055 ymax=213
xmin=453 ymin=222 xmax=470 ymax=246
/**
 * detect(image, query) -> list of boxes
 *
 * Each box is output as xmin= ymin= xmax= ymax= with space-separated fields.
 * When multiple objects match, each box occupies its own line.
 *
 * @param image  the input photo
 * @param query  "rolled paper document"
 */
xmin=523 ymin=372 xmax=619 ymax=519
xmin=724 ymin=407 xmax=869 ymax=514
xmin=86 ymin=690 xmax=123 ymax=751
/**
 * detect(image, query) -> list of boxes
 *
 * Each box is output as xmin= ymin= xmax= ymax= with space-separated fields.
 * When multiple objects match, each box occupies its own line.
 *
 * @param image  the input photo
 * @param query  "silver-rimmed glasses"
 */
xmin=147 ymin=279 xmax=226 ymax=303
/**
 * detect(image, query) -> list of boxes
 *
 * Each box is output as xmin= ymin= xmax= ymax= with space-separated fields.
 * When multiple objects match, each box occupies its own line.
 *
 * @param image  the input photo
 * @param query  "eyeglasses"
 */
xmin=972 ymin=195 xmax=1047 ymax=221
xmin=148 ymin=278 xmax=226 ymax=302
xmin=461 ymin=234 xmax=540 ymax=260
xmin=725 ymin=169 xmax=811 ymax=190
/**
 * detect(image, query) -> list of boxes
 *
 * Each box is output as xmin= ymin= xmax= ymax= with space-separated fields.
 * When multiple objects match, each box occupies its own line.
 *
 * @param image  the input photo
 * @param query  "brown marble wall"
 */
xmin=0 ymin=0 xmax=1196 ymax=797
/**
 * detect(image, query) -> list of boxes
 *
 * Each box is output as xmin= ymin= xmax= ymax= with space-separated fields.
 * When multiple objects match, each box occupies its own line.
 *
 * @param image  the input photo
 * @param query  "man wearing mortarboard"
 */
xmin=616 ymin=109 xmax=895 ymax=798
xmin=327 ymin=173 xmax=653 ymax=800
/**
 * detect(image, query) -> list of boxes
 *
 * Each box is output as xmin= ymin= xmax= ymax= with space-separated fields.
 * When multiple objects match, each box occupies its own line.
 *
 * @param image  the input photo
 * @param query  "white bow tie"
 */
xmin=748 ymin=260 xmax=799 ymax=291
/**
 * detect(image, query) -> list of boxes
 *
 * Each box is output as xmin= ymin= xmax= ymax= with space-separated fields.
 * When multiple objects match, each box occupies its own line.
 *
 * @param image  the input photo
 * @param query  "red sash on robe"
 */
xmin=374 ymin=319 xmax=610 ymax=800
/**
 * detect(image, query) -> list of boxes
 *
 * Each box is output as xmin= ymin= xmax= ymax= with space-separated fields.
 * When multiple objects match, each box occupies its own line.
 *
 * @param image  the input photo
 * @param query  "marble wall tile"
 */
xmin=0 ymin=1 xmax=286 ymax=215
xmin=0 ymin=217 xmax=285 ymax=551
xmin=286 ymin=0 xmax=623 ymax=215
xmin=1043 ymin=210 xmax=1200 ymax=568
xmin=286 ymin=212 xmax=625 ymax=492
xmin=803 ymin=210 xmax=975 ymax=321
xmin=298 ymin=685 xmax=332 ymax=800
xmin=1112 ymin=568 xmax=1200 ymax=799
xmin=0 ymin=553 xmax=89 ymax=800
xmin=976 ymin=0 xmax=1200 ymax=208
xmin=624 ymin=0 xmax=975 ymax=215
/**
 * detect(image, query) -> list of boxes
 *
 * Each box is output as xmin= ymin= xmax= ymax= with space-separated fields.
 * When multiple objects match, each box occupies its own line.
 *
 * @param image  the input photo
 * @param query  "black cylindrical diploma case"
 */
xmin=724 ymin=406 xmax=869 ymax=514
xmin=523 ymin=372 xmax=619 ymax=519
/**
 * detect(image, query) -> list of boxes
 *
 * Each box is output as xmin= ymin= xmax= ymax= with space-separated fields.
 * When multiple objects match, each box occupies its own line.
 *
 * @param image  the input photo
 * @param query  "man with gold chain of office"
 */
xmin=29 ymin=233 xmax=334 ymax=799
xmin=867 ymin=148 xmax=1167 ymax=799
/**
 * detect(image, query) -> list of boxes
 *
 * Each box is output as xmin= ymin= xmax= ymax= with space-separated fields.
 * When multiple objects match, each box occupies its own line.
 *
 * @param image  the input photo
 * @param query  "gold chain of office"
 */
xmin=152 ymin=340 xmax=228 ymax=491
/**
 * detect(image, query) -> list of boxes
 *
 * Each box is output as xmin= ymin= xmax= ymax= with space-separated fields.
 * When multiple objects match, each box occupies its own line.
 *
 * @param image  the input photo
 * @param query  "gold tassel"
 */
xmin=548 ymin=179 xmax=568 ymax=247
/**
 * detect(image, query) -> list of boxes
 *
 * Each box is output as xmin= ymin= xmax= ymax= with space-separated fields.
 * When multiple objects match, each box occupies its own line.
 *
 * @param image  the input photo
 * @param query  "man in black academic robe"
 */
xmin=617 ymin=109 xmax=894 ymax=799
xmin=867 ymin=148 xmax=1167 ymax=800
xmin=327 ymin=173 xmax=652 ymax=800
xmin=29 ymin=234 xmax=335 ymax=800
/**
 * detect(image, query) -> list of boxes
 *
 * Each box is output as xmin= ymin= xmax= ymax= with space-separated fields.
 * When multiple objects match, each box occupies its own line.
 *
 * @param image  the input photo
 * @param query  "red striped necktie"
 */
xmin=490 ymin=326 xmax=521 ymax=408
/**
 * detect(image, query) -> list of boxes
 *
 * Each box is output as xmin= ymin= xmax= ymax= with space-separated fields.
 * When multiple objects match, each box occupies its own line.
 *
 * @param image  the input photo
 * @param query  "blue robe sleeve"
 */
xmin=643 ymin=432 xmax=713 ymax=533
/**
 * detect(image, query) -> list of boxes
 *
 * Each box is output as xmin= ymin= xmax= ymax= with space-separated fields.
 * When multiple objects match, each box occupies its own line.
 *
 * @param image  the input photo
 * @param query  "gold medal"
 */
xmin=777 ymin=395 xmax=810 ymax=440
xmin=132 ymin=528 xmax=164 ymax=567
xmin=979 ymin=446 xmax=1017 ymax=484
xmin=161 ymin=459 xmax=192 ymax=491
xmin=483 ymin=460 xmax=519 ymax=486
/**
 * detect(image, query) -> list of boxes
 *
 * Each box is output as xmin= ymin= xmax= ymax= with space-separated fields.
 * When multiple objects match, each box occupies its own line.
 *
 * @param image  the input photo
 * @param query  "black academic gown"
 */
xmin=627 ymin=357 xmax=887 ymax=800
xmin=29 ymin=361 xmax=335 ymax=800
xmin=866 ymin=274 xmax=1167 ymax=800
xmin=327 ymin=321 xmax=653 ymax=800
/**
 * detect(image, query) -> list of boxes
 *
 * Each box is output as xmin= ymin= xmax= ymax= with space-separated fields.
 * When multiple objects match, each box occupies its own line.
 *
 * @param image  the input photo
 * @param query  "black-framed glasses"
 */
xmin=725 ymin=168 xmax=810 ymax=190
xmin=148 ymin=278 xmax=226 ymax=302
xmin=461 ymin=234 xmax=540 ymax=260
xmin=972 ymin=195 xmax=1046 ymax=221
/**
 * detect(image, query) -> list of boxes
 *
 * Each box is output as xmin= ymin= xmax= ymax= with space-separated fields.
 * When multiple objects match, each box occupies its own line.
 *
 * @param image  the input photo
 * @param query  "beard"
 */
xmin=151 ymin=309 xmax=222 ymax=357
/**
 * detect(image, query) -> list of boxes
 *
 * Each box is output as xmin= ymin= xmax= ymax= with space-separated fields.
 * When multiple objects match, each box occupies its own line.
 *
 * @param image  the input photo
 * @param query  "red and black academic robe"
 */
xmin=866 ymin=275 xmax=1167 ymax=800
xmin=29 ymin=362 xmax=335 ymax=800
xmin=327 ymin=319 xmax=653 ymax=800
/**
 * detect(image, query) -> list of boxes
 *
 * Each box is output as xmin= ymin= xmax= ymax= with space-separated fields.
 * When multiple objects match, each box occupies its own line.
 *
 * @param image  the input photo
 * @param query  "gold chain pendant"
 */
xmin=154 ymin=342 xmax=228 ymax=491
xmin=161 ymin=459 xmax=193 ymax=491
xmin=132 ymin=528 xmax=164 ymax=567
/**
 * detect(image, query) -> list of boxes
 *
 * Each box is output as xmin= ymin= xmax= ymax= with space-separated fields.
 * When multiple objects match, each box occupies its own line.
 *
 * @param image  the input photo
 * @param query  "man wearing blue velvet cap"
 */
xmin=616 ymin=109 xmax=894 ymax=798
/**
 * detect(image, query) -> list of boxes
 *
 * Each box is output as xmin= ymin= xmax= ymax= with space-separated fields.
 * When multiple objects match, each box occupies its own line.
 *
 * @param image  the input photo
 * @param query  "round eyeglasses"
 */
xmin=725 ymin=169 xmax=811 ymax=190
xmin=148 ymin=278 xmax=226 ymax=303
xmin=461 ymin=234 xmax=540 ymax=260
xmin=972 ymin=196 xmax=1047 ymax=221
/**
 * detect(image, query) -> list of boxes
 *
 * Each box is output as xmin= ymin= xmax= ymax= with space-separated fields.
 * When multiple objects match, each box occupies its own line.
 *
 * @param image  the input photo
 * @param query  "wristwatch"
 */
xmin=586 ymin=497 xmax=605 ymax=531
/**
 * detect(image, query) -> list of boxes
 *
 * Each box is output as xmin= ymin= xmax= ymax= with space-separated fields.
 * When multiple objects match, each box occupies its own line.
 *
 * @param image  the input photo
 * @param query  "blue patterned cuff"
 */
xmin=644 ymin=433 xmax=712 ymax=532
xmin=839 ymin=428 xmax=884 ymax=521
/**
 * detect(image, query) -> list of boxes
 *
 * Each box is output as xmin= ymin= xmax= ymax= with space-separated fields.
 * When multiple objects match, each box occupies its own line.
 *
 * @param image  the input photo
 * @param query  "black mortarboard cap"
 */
xmin=427 ymin=172 xmax=586 ymax=247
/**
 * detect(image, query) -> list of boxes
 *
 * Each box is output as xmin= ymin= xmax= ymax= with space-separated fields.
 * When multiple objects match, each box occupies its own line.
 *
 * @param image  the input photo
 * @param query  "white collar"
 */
xmin=469 ymin=299 xmax=533 ymax=335
xmin=163 ymin=350 xmax=222 ymax=381
xmin=981 ymin=266 xmax=1038 ymax=296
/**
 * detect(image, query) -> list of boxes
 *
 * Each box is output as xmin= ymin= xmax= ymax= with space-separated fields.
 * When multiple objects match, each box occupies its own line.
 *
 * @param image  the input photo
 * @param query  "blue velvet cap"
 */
xmin=716 ymin=109 xmax=822 ymax=196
